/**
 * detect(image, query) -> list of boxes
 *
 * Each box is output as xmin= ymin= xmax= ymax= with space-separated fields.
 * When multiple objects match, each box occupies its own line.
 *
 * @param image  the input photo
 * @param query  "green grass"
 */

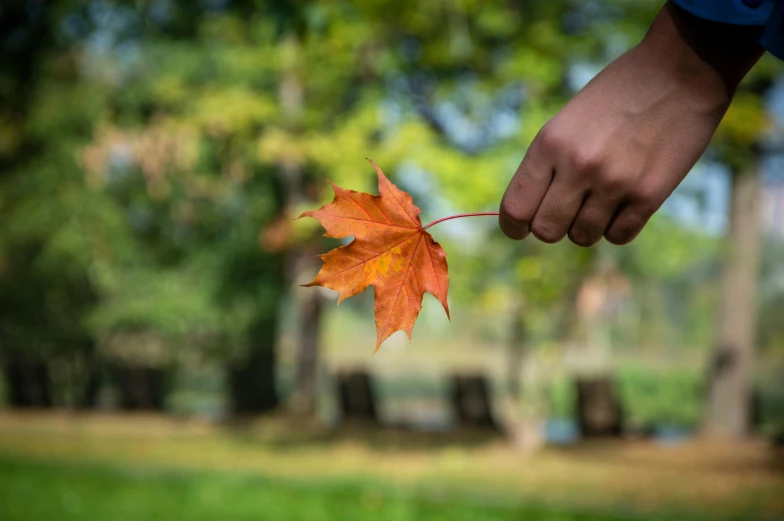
xmin=0 ymin=413 xmax=781 ymax=521
xmin=0 ymin=456 xmax=630 ymax=521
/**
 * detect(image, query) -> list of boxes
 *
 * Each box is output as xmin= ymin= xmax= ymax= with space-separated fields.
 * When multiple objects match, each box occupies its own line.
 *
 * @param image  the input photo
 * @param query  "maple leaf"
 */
xmin=299 ymin=159 xmax=450 ymax=352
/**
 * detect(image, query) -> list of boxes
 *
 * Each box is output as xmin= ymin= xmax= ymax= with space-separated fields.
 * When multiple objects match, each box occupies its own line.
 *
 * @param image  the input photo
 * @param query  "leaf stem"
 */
xmin=422 ymin=212 xmax=500 ymax=230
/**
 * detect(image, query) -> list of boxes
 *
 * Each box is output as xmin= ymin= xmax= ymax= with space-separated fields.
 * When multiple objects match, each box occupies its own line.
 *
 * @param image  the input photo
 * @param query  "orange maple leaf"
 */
xmin=299 ymin=159 xmax=450 ymax=352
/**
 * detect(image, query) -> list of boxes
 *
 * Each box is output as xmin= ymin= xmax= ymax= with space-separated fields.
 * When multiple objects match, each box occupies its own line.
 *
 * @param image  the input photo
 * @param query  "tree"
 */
xmin=1 ymin=0 xmax=292 ymax=414
xmin=0 ymin=0 xmax=117 ymax=408
xmin=702 ymin=68 xmax=778 ymax=437
xmin=704 ymin=165 xmax=762 ymax=437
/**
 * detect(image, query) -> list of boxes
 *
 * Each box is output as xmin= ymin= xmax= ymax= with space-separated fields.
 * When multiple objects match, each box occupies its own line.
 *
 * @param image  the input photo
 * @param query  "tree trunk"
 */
xmin=228 ymin=316 xmax=279 ymax=415
xmin=290 ymin=274 xmax=323 ymax=415
xmin=73 ymin=343 xmax=103 ymax=410
xmin=79 ymin=354 xmax=103 ymax=410
xmin=277 ymin=34 xmax=325 ymax=416
xmin=449 ymin=374 xmax=499 ymax=430
xmin=575 ymin=377 xmax=623 ymax=438
xmin=504 ymin=298 xmax=546 ymax=450
xmin=704 ymin=167 xmax=762 ymax=439
xmin=507 ymin=299 xmax=526 ymax=404
xmin=115 ymin=365 xmax=167 ymax=411
xmin=336 ymin=369 xmax=378 ymax=424
xmin=3 ymin=354 xmax=52 ymax=408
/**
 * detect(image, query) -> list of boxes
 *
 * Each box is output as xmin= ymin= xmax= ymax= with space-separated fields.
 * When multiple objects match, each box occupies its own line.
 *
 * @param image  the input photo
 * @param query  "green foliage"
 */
xmin=547 ymin=366 xmax=703 ymax=428
xmin=1 ymin=0 xmax=781 ymax=419
xmin=617 ymin=366 xmax=702 ymax=428
xmin=0 ymin=69 xmax=117 ymax=359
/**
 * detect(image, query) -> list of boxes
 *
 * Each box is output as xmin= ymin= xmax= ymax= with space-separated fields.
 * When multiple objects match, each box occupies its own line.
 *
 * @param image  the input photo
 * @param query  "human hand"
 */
xmin=499 ymin=2 xmax=763 ymax=246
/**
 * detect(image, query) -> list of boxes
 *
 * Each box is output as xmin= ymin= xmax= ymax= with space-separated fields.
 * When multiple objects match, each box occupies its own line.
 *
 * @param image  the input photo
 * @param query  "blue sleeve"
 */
xmin=759 ymin=1 xmax=784 ymax=60
xmin=670 ymin=0 xmax=784 ymax=60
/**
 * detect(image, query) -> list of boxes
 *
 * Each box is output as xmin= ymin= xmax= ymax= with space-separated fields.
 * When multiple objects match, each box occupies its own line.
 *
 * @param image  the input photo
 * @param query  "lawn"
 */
xmin=0 ymin=456 xmax=630 ymax=521
xmin=0 ymin=413 xmax=781 ymax=521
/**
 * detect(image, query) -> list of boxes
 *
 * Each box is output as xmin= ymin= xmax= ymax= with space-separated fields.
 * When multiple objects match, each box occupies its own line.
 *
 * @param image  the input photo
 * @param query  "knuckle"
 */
xmin=537 ymin=125 xmax=565 ymax=154
xmin=569 ymin=149 xmax=603 ymax=175
xmin=631 ymin=200 xmax=658 ymax=221
xmin=531 ymin=221 xmax=565 ymax=244
xmin=600 ymin=170 xmax=633 ymax=194
xmin=500 ymin=198 xmax=531 ymax=225
xmin=629 ymin=184 xmax=659 ymax=210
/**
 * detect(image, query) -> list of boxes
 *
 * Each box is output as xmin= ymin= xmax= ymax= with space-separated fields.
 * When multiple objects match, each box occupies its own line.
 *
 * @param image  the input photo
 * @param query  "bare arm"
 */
xmin=499 ymin=2 xmax=764 ymax=246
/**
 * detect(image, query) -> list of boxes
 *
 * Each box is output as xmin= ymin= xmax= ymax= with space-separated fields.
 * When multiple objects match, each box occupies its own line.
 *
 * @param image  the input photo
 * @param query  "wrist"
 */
xmin=636 ymin=2 xmax=763 ymax=112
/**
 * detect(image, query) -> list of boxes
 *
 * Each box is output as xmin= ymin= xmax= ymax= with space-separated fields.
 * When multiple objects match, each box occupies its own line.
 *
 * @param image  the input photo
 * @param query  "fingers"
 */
xmin=568 ymin=192 xmax=623 ymax=247
xmin=604 ymin=204 xmax=653 ymax=245
xmin=529 ymin=175 xmax=587 ymax=244
xmin=604 ymin=193 xmax=660 ymax=246
xmin=604 ymin=168 xmax=682 ymax=244
xmin=501 ymin=123 xmax=670 ymax=247
xmin=499 ymin=135 xmax=554 ymax=241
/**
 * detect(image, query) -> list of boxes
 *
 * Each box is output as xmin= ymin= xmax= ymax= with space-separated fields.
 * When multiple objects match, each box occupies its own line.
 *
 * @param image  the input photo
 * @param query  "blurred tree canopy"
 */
xmin=0 ymin=0 xmax=781 ymax=429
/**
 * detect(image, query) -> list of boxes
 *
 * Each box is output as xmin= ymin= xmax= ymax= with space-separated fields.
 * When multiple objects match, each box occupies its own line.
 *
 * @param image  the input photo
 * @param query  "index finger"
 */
xmin=499 ymin=137 xmax=555 ymax=240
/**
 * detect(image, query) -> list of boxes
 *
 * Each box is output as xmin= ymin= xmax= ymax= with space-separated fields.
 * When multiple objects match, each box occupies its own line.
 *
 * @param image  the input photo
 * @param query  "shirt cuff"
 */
xmin=758 ymin=1 xmax=784 ymax=60
xmin=670 ymin=0 xmax=784 ymax=61
xmin=669 ymin=0 xmax=774 ymax=25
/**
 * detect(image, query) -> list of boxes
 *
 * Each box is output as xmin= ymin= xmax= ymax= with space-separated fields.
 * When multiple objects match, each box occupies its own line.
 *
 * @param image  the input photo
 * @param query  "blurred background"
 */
xmin=1 ymin=0 xmax=784 ymax=520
